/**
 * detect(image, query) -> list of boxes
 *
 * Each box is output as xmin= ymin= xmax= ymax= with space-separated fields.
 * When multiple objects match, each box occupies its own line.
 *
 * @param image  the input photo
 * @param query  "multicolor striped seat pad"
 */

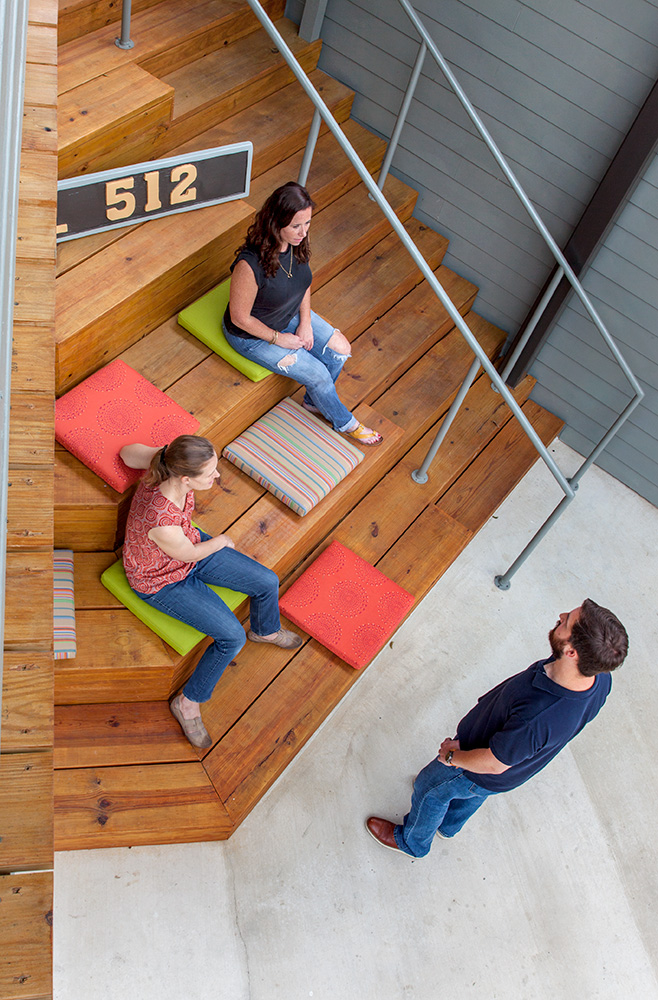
xmin=54 ymin=549 xmax=76 ymax=659
xmin=222 ymin=399 xmax=364 ymax=516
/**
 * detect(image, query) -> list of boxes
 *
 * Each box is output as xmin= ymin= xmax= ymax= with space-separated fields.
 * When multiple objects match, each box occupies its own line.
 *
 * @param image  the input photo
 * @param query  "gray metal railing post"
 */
xmin=115 ymin=0 xmax=134 ymax=49
xmin=0 ymin=0 xmax=31 ymax=747
xmin=377 ymin=40 xmax=426 ymax=191
xmin=498 ymin=267 xmax=564 ymax=384
xmin=412 ymin=357 xmax=481 ymax=483
xmin=298 ymin=108 xmax=322 ymax=187
xmin=240 ymin=0 xmax=643 ymax=588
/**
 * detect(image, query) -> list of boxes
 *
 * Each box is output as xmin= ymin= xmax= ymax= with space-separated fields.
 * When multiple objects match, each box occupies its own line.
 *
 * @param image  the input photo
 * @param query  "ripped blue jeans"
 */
xmin=223 ymin=310 xmax=356 ymax=432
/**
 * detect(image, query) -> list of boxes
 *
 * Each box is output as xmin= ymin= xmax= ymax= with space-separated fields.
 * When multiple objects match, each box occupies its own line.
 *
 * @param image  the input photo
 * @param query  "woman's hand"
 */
xmin=276 ymin=332 xmax=305 ymax=350
xmin=295 ymin=320 xmax=314 ymax=350
xmin=210 ymin=534 xmax=235 ymax=551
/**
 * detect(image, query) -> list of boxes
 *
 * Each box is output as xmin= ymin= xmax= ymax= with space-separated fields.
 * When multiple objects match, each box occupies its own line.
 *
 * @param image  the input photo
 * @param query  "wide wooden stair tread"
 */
xmin=49 ymin=0 xmax=566 ymax=852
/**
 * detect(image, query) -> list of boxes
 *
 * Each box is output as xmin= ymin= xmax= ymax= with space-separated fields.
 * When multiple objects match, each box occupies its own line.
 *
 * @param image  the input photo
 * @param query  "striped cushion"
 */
xmin=222 ymin=399 xmax=364 ymax=516
xmin=54 ymin=550 xmax=76 ymax=659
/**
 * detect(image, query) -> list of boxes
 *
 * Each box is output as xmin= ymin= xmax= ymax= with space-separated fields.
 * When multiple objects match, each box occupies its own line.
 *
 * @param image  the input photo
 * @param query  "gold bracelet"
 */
xmin=270 ymin=330 xmax=279 ymax=345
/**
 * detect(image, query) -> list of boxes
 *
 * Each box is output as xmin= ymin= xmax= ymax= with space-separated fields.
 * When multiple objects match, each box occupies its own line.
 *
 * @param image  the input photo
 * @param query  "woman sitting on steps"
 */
xmin=120 ymin=434 xmax=301 ymax=749
xmin=223 ymin=179 xmax=383 ymax=445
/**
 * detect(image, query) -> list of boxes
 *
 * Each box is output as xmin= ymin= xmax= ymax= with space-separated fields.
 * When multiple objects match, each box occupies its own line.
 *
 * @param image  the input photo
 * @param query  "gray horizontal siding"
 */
xmin=530 ymin=152 xmax=658 ymax=506
xmin=310 ymin=0 xmax=658 ymax=336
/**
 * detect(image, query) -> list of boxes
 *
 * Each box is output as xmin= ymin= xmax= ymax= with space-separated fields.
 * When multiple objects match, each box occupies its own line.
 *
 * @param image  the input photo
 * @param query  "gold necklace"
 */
xmin=278 ymin=245 xmax=293 ymax=278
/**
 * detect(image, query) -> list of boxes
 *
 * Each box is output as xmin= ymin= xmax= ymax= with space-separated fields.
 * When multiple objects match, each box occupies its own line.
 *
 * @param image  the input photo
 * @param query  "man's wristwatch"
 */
xmin=445 ymin=749 xmax=454 ymax=766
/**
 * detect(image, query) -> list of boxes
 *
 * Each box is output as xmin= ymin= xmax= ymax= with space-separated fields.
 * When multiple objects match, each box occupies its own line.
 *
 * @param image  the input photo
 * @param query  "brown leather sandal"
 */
xmin=170 ymin=694 xmax=212 ymax=749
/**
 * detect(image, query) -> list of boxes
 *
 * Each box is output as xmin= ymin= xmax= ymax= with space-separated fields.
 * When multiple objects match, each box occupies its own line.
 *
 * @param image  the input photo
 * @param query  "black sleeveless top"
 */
xmin=223 ymin=247 xmax=312 ymax=339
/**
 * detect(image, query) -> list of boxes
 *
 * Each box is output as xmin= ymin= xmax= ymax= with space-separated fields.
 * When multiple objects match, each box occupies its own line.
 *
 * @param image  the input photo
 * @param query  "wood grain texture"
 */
xmin=58 ymin=64 xmax=175 ymax=178
xmin=55 ymin=198 xmax=253 ymax=393
xmin=14 ymin=260 xmax=55 ymax=325
xmin=54 ymin=762 xmax=232 ymax=849
xmin=58 ymin=0 xmax=169 ymax=45
xmin=11 ymin=325 xmax=54 ymax=393
xmin=0 ymin=872 xmax=53 ymax=999
xmin=54 ymin=701 xmax=196 ymax=768
xmin=72 ymin=552 xmax=123 ymax=609
xmin=0 ymin=752 xmax=53 ymax=870
xmin=1 ymin=653 xmax=53 ymax=751
xmin=54 ymin=609 xmax=178 ymax=705
xmin=4 ymin=552 xmax=53 ymax=649
xmin=58 ymin=0 xmax=286 ymax=94
xmin=377 ymin=505 xmax=472 ymax=599
xmin=8 ymin=393 xmax=53 ymax=467
xmin=440 ymin=399 xmax=564 ymax=532
xmin=6 ymin=467 xmax=53 ymax=551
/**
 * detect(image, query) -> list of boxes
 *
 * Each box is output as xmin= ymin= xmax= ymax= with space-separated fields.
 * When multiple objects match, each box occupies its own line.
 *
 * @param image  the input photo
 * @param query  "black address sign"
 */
xmin=56 ymin=142 xmax=253 ymax=242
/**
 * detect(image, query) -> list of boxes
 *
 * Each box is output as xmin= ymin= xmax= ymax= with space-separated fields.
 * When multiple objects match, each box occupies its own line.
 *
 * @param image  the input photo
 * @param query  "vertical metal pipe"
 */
xmin=0 ymin=0 xmax=30 ymax=747
xmin=377 ymin=41 xmax=426 ymax=191
xmin=412 ymin=356 xmax=481 ymax=483
xmin=494 ymin=492 xmax=576 ymax=589
xmin=498 ymin=267 xmax=564 ymax=384
xmin=297 ymin=108 xmax=322 ymax=187
xmin=115 ymin=0 xmax=134 ymax=49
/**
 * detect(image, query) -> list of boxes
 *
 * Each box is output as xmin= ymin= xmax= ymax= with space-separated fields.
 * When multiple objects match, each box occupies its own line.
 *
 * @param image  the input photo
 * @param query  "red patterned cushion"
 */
xmin=279 ymin=541 xmax=415 ymax=669
xmin=55 ymin=360 xmax=200 ymax=493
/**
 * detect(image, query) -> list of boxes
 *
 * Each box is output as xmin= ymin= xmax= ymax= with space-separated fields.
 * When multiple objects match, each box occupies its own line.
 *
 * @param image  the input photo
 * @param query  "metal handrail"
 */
xmin=110 ymin=1 xmax=643 ymax=587
xmin=245 ymin=0 xmax=574 ymax=499
xmin=375 ymin=0 xmax=643 ymax=586
xmin=0 ymin=0 xmax=31 ymax=747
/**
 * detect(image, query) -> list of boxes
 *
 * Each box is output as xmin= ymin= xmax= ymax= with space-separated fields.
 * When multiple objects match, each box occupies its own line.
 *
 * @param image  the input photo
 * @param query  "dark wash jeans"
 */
xmin=133 ymin=540 xmax=281 ymax=703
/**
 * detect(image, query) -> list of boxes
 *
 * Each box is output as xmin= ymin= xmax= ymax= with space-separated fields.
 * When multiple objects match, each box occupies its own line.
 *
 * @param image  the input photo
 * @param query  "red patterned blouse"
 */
xmin=123 ymin=479 xmax=202 ymax=595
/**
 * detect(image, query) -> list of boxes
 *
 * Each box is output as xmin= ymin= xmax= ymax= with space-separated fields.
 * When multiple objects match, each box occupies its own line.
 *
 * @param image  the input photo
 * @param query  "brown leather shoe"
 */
xmin=170 ymin=694 xmax=212 ymax=749
xmin=247 ymin=628 xmax=302 ymax=649
xmin=365 ymin=816 xmax=405 ymax=853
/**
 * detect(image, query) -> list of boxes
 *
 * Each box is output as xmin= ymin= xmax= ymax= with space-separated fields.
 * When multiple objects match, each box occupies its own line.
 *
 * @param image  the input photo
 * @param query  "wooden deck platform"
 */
xmin=6 ymin=0 xmax=563 ymax=885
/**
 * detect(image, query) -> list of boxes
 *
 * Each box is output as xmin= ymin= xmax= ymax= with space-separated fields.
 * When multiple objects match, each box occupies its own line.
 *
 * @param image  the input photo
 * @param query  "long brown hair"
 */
xmin=143 ymin=435 xmax=215 ymax=488
xmin=235 ymin=181 xmax=316 ymax=277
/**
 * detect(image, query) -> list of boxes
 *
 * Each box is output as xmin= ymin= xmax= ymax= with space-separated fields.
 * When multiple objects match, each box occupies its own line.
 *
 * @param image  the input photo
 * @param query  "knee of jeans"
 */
xmin=214 ymin=620 xmax=246 ymax=655
xmin=277 ymin=352 xmax=297 ymax=371
xmin=325 ymin=329 xmax=351 ymax=359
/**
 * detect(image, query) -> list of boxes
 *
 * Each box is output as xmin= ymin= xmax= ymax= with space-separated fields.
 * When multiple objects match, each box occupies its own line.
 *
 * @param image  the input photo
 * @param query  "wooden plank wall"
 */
xmin=301 ymin=0 xmax=658 ymax=335
xmin=1 ymin=0 xmax=57 ymax=997
xmin=531 ymin=149 xmax=658 ymax=507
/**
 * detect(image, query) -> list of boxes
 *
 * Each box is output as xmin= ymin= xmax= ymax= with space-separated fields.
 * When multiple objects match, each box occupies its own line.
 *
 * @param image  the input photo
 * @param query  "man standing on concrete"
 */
xmin=366 ymin=599 xmax=628 ymax=858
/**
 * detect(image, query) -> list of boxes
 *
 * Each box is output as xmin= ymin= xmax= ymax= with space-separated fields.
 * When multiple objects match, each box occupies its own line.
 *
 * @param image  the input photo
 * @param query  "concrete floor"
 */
xmin=54 ymin=440 xmax=658 ymax=1000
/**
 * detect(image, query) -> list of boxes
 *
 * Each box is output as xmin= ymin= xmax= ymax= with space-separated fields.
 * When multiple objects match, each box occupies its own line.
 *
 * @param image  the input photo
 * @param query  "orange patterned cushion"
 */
xmin=279 ymin=541 xmax=415 ymax=669
xmin=55 ymin=360 xmax=200 ymax=493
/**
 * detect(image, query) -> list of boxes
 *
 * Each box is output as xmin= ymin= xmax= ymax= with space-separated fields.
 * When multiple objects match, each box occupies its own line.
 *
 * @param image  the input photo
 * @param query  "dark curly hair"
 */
xmin=236 ymin=181 xmax=316 ymax=277
xmin=570 ymin=598 xmax=629 ymax=676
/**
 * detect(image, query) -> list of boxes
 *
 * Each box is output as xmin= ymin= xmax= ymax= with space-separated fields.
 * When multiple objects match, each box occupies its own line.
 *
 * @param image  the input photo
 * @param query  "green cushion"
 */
xmin=178 ymin=278 xmax=271 ymax=382
xmin=101 ymin=558 xmax=247 ymax=656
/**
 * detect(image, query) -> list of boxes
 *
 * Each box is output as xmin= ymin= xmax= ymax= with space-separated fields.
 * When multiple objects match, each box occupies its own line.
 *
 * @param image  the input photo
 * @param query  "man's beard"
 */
xmin=548 ymin=626 xmax=569 ymax=659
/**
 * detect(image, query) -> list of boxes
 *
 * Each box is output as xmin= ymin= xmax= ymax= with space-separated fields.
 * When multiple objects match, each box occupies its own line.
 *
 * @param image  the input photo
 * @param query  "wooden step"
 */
xmin=55 ymin=196 xmax=253 ymax=394
xmin=54 ymin=761 xmax=232 ymax=849
xmin=54 ymin=212 xmax=447 ymax=553
xmin=58 ymin=0 xmax=286 ymax=95
xmin=0 ymin=752 xmax=53 ymax=871
xmin=55 ymin=69 xmax=359 ymax=277
xmin=158 ymin=19 xmax=322 ymax=151
xmin=0 ymin=872 xmax=53 ymax=998
xmin=54 ymin=608 xmax=180 ymax=705
xmin=206 ymin=393 xmax=563 ymax=830
xmin=58 ymin=62 xmax=174 ymax=179
xmin=59 ymin=0 xmax=170 ymax=46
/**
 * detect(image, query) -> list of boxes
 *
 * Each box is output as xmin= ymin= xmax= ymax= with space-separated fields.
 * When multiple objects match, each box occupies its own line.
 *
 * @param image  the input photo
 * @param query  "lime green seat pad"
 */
xmin=177 ymin=278 xmax=271 ymax=382
xmin=101 ymin=558 xmax=247 ymax=656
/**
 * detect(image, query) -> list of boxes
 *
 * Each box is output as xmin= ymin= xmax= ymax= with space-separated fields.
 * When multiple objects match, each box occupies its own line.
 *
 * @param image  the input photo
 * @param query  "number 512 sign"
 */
xmin=56 ymin=142 xmax=252 ymax=242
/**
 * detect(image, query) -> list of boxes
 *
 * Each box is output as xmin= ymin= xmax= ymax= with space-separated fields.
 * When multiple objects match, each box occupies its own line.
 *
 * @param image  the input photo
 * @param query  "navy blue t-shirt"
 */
xmin=455 ymin=657 xmax=612 ymax=792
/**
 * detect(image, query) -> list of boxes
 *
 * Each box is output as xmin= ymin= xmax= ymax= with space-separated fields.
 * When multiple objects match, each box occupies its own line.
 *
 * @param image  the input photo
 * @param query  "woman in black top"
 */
xmin=223 ymin=181 xmax=382 ymax=444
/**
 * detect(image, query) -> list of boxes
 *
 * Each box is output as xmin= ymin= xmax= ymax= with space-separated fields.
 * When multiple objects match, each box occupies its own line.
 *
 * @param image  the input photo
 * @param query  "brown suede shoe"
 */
xmin=170 ymin=694 xmax=212 ymax=749
xmin=365 ymin=816 xmax=405 ymax=854
xmin=247 ymin=628 xmax=302 ymax=649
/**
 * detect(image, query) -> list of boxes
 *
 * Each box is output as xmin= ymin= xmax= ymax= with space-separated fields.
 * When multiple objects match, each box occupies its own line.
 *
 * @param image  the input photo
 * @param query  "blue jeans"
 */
xmin=394 ymin=758 xmax=494 ymax=857
xmin=224 ymin=310 xmax=356 ymax=432
xmin=133 ymin=540 xmax=281 ymax=703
